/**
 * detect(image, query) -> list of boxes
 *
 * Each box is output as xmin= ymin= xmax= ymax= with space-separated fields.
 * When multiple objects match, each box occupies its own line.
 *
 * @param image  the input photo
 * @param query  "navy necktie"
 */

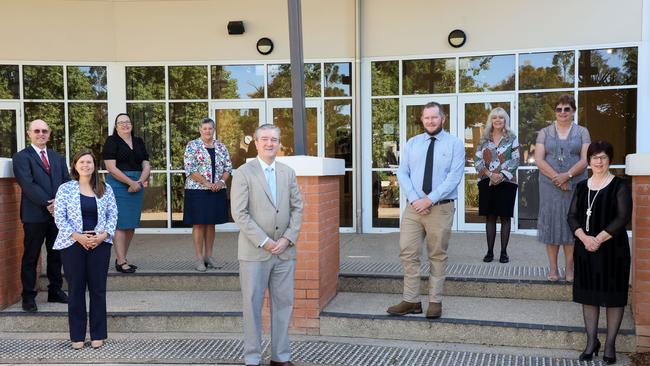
xmin=422 ymin=136 xmax=435 ymax=195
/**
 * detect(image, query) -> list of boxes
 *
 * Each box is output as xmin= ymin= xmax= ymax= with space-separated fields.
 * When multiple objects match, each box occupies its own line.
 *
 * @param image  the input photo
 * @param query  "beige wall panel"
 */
xmin=362 ymin=0 xmax=643 ymax=58
xmin=0 ymin=0 xmax=115 ymax=61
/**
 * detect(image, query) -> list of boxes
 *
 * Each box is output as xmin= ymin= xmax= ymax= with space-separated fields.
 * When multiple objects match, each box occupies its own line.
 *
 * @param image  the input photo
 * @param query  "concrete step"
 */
xmin=320 ymin=292 xmax=636 ymax=352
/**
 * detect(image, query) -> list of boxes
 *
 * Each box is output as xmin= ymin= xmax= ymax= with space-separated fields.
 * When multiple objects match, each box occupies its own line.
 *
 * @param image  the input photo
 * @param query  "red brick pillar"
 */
xmin=0 ymin=159 xmax=23 ymax=309
xmin=260 ymin=156 xmax=345 ymax=335
xmin=627 ymin=153 xmax=650 ymax=352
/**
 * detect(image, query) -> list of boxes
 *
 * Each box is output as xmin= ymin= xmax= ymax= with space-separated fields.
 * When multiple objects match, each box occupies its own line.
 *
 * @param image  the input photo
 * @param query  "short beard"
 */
xmin=426 ymin=126 xmax=442 ymax=136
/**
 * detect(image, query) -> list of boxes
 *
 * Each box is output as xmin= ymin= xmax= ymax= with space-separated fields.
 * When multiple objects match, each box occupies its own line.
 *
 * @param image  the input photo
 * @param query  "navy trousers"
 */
xmin=60 ymin=242 xmax=111 ymax=342
xmin=21 ymin=220 xmax=63 ymax=299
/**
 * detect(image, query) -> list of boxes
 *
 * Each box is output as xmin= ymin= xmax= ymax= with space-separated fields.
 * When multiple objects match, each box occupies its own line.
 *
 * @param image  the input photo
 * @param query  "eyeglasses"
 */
xmin=590 ymin=154 xmax=609 ymax=162
xmin=555 ymin=107 xmax=573 ymax=113
xmin=116 ymin=121 xmax=132 ymax=125
xmin=31 ymin=129 xmax=49 ymax=134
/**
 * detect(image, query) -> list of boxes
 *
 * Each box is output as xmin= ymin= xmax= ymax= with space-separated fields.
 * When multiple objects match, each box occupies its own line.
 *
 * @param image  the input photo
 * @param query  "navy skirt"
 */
xmin=477 ymin=179 xmax=517 ymax=218
xmin=106 ymin=171 xmax=144 ymax=230
xmin=183 ymin=189 xmax=229 ymax=225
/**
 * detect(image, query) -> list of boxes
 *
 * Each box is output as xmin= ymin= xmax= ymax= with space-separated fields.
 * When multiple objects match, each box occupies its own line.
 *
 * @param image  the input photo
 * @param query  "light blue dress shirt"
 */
xmin=257 ymin=157 xmax=277 ymax=247
xmin=397 ymin=130 xmax=465 ymax=205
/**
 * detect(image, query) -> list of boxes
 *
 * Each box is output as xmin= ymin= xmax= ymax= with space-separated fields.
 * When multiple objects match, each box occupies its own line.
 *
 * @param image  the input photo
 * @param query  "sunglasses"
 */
xmin=31 ymin=129 xmax=49 ymax=134
xmin=555 ymin=107 xmax=573 ymax=113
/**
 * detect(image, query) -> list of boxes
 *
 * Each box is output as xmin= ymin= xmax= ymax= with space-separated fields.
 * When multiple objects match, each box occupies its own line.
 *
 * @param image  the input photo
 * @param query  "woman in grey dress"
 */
xmin=534 ymin=94 xmax=590 ymax=282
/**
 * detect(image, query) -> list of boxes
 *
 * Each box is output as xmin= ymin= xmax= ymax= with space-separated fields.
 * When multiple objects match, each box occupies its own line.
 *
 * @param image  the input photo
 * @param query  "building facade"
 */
xmin=1 ymin=0 xmax=647 ymax=233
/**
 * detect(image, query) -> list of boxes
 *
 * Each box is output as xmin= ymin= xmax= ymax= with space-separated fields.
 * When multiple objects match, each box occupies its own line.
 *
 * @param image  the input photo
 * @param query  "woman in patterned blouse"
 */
xmin=474 ymin=107 xmax=520 ymax=263
xmin=183 ymin=118 xmax=233 ymax=272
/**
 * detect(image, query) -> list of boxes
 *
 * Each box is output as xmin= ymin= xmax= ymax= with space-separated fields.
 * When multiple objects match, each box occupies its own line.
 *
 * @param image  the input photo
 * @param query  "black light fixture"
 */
xmin=227 ymin=21 xmax=245 ymax=35
xmin=256 ymin=37 xmax=274 ymax=55
xmin=448 ymin=29 xmax=466 ymax=48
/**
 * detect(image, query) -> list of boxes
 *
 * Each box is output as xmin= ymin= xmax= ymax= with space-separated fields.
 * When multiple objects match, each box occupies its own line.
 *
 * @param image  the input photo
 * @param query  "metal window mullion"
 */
xmin=164 ymin=65 xmax=172 ymax=229
xmin=574 ymin=49 xmax=580 ymax=124
xmin=63 ymin=65 xmax=70 ymax=164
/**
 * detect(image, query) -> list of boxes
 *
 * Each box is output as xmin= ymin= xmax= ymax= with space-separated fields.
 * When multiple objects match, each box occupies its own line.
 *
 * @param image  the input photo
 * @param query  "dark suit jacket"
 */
xmin=12 ymin=146 xmax=70 ymax=223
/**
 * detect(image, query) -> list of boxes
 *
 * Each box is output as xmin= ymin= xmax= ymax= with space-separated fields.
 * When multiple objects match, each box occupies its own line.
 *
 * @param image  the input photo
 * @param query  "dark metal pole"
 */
xmin=287 ymin=0 xmax=307 ymax=155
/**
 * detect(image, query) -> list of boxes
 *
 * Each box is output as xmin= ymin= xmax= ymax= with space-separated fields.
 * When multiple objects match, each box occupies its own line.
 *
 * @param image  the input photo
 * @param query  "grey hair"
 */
xmin=480 ymin=107 xmax=512 ymax=145
xmin=422 ymin=101 xmax=446 ymax=121
xmin=254 ymin=123 xmax=281 ymax=140
xmin=199 ymin=117 xmax=215 ymax=129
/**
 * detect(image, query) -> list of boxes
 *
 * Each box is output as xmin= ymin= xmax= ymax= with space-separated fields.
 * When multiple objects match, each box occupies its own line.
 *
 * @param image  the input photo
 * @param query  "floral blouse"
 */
xmin=184 ymin=138 xmax=233 ymax=190
xmin=474 ymin=133 xmax=520 ymax=184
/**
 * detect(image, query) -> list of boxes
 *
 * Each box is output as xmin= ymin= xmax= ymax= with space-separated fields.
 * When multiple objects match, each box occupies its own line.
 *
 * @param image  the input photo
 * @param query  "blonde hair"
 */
xmin=480 ymin=107 xmax=512 ymax=145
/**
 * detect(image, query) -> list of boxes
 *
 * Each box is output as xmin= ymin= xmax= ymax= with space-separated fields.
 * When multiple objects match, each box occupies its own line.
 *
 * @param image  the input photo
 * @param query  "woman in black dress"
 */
xmin=567 ymin=140 xmax=632 ymax=364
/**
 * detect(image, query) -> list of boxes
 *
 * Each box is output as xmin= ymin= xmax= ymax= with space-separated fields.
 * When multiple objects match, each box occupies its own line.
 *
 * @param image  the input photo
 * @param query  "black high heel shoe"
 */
xmin=578 ymin=339 xmax=600 ymax=361
xmin=482 ymin=252 xmax=494 ymax=262
xmin=603 ymin=345 xmax=616 ymax=365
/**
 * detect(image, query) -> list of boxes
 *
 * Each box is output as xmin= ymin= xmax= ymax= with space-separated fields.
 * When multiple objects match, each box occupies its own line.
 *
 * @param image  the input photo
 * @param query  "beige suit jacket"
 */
xmin=230 ymin=158 xmax=304 ymax=261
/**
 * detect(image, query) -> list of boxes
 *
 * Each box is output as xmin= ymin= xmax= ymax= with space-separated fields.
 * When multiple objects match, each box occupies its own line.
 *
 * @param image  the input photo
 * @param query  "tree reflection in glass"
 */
xmin=459 ymin=55 xmax=515 ymax=92
xmin=267 ymin=63 xmax=320 ymax=98
xmin=0 ymin=110 xmax=17 ymax=157
xmin=579 ymin=47 xmax=637 ymax=87
xmin=519 ymin=51 xmax=574 ymax=90
xmin=0 ymin=65 xmax=20 ymax=99
xmin=127 ymin=103 xmax=167 ymax=170
xmin=372 ymin=171 xmax=400 ymax=228
xmin=68 ymin=103 xmax=108 ymax=163
xmin=212 ymin=65 xmax=264 ymax=99
xmin=325 ymin=100 xmax=352 ymax=167
xmin=324 ymin=63 xmax=351 ymax=97
xmin=126 ymin=66 xmax=165 ymax=100
xmin=24 ymin=102 xmax=65 ymax=155
xmin=402 ymin=58 xmax=455 ymax=95
xmin=517 ymin=92 xmax=569 ymax=166
xmin=215 ymin=108 xmax=259 ymax=170
xmin=23 ymin=65 xmax=64 ymax=100
xmin=270 ymin=107 xmax=317 ymax=157
xmin=371 ymin=61 xmax=398 ymax=96
xmin=169 ymin=102 xmax=209 ymax=169
xmin=168 ymin=66 xmax=208 ymax=100
xmin=371 ymin=99 xmax=399 ymax=169
xmin=67 ymin=66 xmax=107 ymax=100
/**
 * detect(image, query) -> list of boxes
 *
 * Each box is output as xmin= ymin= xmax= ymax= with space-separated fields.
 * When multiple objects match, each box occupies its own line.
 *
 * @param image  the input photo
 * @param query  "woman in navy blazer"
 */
xmin=53 ymin=149 xmax=117 ymax=350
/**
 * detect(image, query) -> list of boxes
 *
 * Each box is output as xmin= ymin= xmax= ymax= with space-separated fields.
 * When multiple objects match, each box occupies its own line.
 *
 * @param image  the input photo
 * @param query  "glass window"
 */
xmin=24 ymin=102 xmax=65 ymax=154
xmin=519 ymin=51 xmax=574 ymax=90
xmin=325 ymin=100 xmax=352 ymax=168
xmin=460 ymin=54 xmax=515 ymax=92
xmin=68 ymin=103 xmax=108 ymax=162
xmin=168 ymin=66 xmax=208 ymax=100
xmin=23 ymin=65 xmax=64 ymax=100
xmin=372 ymin=171 xmax=400 ymax=228
xmin=215 ymin=108 xmax=260 ymax=170
xmin=463 ymin=101 xmax=511 ymax=167
xmin=126 ymin=66 xmax=165 ymax=100
xmin=371 ymin=61 xmax=398 ymax=96
xmin=169 ymin=102 xmax=209 ymax=169
xmin=270 ymin=107 xmax=318 ymax=157
xmin=402 ymin=58 xmax=455 ymax=95
xmin=518 ymin=92 xmax=571 ymax=166
xmin=406 ymin=104 xmax=450 ymax=140
xmin=464 ymin=172 xmax=480 ymax=224
xmin=579 ymin=47 xmax=637 ymax=87
xmin=578 ymin=89 xmax=636 ymax=165
xmin=127 ymin=103 xmax=167 ymax=170
xmin=171 ymin=173 xmax=189 ymax=228
xmin=324 ymin=62 xmax=351 ymax=97
xmin=517 ymin=169 xmax=539 ymax=229
xmin=211 ymin=65 xmax=264 ymax=99
xmin=67 ymin=66 xmax=107 ymax=100
xmin=141 ymin=173 xmax=167 ymax=228
xmin=0 ymin=109 xmax=17 ymax=157
xmin=371 ymin=98 xmax=399 ymax=168
xmin=340 ymin=171 xmax=353 ymax=227
xmin=267 ymin=63 xmax=320 ymax=98
xmin=0 ymin=65 xmax=20 ymax=99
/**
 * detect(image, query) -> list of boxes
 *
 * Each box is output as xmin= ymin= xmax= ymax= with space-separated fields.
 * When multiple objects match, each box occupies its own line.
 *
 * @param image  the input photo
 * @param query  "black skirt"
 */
xmin=477 ymin=179 xmax=517 ymax=218
xmin=183 ymin=189 xmax=229 ymax=225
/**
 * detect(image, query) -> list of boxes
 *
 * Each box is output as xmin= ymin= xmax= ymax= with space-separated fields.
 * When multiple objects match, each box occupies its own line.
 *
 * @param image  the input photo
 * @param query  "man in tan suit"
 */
xmin=230 ymin=124 xmax=303 ymax=366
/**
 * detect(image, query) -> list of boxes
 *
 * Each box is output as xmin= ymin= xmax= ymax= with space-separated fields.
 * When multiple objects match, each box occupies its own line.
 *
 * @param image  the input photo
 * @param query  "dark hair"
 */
xmin=555 ymin=94 xmax=576 ymax=111
xmin=113 ymin=113 xmax=133 ymax=136
xmin=70 ymin=149 xmax=105 ymax=198
xmin=422 ymin=101 xmax=446 ymax=120
xmin=587 ymin=140 xmax=614 ymax=163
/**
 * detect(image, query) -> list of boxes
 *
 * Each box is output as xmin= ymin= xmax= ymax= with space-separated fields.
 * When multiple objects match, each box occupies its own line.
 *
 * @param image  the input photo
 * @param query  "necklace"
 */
xmin=586 ymin=172 xmax=612 ymax=232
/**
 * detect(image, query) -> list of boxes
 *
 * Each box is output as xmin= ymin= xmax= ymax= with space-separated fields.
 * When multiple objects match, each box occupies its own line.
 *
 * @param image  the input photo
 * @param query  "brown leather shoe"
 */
xmin=386 ymin=301 xmax=422 ymax=315
xmin=426 ymin=302 xmax=442 ymax=319
xmin=269 ymin=361 xmax=294 ymax=366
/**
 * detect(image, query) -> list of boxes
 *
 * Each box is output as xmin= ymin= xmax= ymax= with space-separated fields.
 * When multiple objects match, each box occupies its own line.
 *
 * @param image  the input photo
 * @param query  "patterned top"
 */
xmin=53 ymin=181 xmax=118 ymax=250
xmin=474 ymin=133 xmax=520 ymax=184
xmin=184 ymin=138 xmax=233 ymax=190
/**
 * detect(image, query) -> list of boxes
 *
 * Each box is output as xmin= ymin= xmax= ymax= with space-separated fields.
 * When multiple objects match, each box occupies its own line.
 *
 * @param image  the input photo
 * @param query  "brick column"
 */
xmin=260 ymin=156 xmax=345 ymax=336
xmin=627 ymin=153 xmax=650 ymax=352
xmin=0 ymin=158 xmax=23 ymax=310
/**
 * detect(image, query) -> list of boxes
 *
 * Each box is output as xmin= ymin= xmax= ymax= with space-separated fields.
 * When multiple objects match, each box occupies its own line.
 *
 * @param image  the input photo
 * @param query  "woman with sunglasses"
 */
xmin=567 ymin=140 xmax=631 ymax=364
xmin=534 ymin=94 xmax=590 ymax=281
xmin=53 ymin=149 xmax=117 ymax=349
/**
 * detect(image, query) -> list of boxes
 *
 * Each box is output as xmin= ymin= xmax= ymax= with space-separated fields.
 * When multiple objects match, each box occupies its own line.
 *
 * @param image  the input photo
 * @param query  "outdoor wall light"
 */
xmin=256 ymin=37 xmax=274 ymax=55
xmin=227 ymin=21 xmax=245 ymax=35
xmin=448 ymin=29 xmax=466 ymax=48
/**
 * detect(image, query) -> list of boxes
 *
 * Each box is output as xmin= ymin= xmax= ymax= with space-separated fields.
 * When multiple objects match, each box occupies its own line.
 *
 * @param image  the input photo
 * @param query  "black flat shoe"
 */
xmin=482 ymin=252 xmax=494 ymax=262
xmin=578 ymin=339 xmax=600 ymax=361
xmin=47 ymin=289 xmax=68 ymax=303
xmin=499 ymin=252 xmax=509 ymax=263
xmin=22 ymin=299 xmax=37 ymax=312
xmin=115 ymin=260 xmax=136 ymax=273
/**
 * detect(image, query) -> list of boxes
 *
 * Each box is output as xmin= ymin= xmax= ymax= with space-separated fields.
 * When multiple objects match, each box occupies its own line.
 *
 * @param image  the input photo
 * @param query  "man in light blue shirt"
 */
xmin=387 ymin=102 xmax=464 ymax=319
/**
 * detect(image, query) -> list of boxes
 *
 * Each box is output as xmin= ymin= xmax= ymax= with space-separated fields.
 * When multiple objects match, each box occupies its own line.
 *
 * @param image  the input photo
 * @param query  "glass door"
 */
xmin=457 ymin=94 xmax=515 ymax=231
xmin=0 ymin=102 xmax=21 ymax=158
xmin=266 ymin=100 xmax=321 ymax=157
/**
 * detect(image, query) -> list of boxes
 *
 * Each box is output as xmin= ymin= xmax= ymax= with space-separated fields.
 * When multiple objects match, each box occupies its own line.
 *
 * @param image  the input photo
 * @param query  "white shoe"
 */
xmin=195 ymin=259 xmax=207 ymax=272
xmin=204 ymin=257 xmax=222 ymax=269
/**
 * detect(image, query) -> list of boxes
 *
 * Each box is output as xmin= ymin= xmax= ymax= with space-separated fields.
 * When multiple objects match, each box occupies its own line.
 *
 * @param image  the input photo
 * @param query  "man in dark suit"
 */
xmin=231 ymin=124 xmax=303 ymax=366
xmin=12 ymin=119 xmax=70 ymax=312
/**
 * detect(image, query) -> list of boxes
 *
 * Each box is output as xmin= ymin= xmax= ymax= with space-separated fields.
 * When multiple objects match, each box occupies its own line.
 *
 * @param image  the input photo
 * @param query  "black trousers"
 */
xmin=21 ymin=220 xmax=63 ymax=299
xmin=60 ymin=242 xmax=111 ymax=342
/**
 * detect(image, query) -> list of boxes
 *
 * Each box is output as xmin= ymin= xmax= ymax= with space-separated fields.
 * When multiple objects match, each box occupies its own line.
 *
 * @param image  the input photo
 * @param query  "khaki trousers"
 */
xmin=399 ymin=202 xmax=455 ymax=303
